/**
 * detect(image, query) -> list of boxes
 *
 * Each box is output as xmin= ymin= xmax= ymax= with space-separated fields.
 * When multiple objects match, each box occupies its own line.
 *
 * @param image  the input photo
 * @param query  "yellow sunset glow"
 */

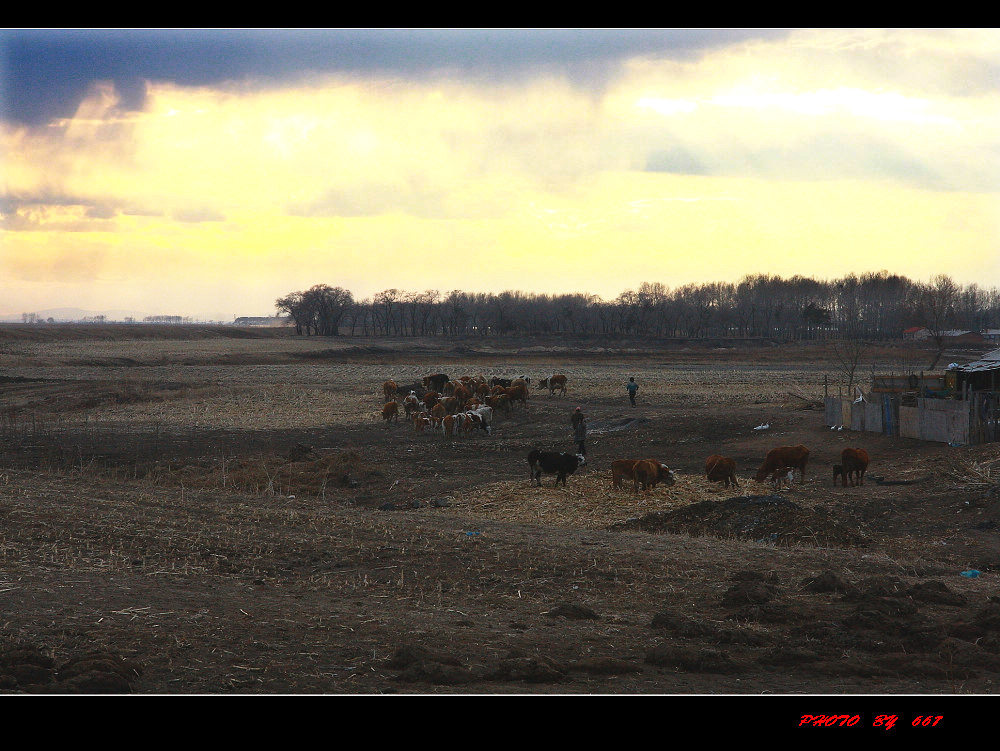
xmin=2 ymin=28 xmax=998 ymax=319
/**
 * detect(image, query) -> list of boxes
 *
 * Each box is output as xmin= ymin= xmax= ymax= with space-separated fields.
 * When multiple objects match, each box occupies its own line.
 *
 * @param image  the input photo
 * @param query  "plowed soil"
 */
xmin=1 ymin=327 xmax=998 ymax=696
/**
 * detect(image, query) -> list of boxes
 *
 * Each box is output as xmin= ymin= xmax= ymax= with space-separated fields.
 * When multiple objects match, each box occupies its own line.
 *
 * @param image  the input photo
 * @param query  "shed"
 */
xmin=951 ymin=347 xmax=1000 ymax=392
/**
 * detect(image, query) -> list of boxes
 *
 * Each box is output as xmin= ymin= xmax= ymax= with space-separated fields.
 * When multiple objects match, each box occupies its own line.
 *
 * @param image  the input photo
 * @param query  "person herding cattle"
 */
xmin=626 ymin=377 xmax=639 ymax=407
xmin=571 ymin=407 xmax=587 ymax=457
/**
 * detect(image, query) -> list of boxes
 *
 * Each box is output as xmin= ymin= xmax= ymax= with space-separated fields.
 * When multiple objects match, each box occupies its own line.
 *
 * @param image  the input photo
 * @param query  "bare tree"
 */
xmin=915 ymin=274 xmax=960 ymax=369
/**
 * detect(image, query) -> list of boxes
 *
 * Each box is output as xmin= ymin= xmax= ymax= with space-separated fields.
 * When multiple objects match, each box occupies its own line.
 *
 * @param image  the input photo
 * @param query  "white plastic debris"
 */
xmin=754 ymin=423 xmax=770 ymax=431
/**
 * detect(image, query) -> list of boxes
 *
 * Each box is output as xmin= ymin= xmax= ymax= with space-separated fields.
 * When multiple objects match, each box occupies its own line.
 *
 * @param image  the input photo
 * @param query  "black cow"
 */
xmin=489 ymin=377 xmax=513 ymax=388
xmin=423 ymin=373 xmax=449 ymax=393
xmin=527 ymin=449 xmax=586 ymax=487
xmin=395 ymin=382 xmax=426 ymax=398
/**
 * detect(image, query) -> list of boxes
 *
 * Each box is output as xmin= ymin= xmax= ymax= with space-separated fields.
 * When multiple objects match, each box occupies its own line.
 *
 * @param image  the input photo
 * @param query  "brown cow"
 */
xmin=412 ymin=411 xmax=432 ymax=432
xmin=705 ymin=454 xmax=739 ymax=488
xmin=422 ymin=391 xmax=441 ymax=410
xmin=833 ymin=448 xmax=870 ymax=486
xmin=441 ymin=414 xmax=458 ymax=437
xmin=488 ymin=393 xmax=511 ymax=417
xmin=452 ymin=384 xmax=472 ymax=403
xmin=611 ymin=459 xmax=641 ymax=489
xmin=754 ymin=444 xmax=810 ymax=484
xmin=430 ymin=402 xmax=446 ymax=427
xmin=460 ymin=413 xmax=475 ymax=436
xmin=381 ymin=401 xmax=399 ymax=424
xmin=511 ymin=378 xmax=529 ymax=399
xmin=442 ymin=396 xmax=460 ymax=414
xmin=505 ymin=383 xmax=528 ymax=409
xmin=633 ymin=460 xmax=677 ymax=492
xmin=539 ymin=374 xmax=568 ymax=397
xmin=382 ymin=380 xmax=398 ymax=401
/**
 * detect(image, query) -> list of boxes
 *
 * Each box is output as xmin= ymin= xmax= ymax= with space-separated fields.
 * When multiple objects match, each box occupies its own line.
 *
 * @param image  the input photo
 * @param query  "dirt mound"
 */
xmin=0 ymin=641 xmax=142 ymax=693
xmin=612 ymin=494 xmax=872 ymax=547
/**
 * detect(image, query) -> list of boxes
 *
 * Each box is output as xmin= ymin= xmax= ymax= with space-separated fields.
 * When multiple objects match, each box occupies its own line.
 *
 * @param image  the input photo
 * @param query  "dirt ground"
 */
xmin=1 ymin=327 xmax=999 ymax=697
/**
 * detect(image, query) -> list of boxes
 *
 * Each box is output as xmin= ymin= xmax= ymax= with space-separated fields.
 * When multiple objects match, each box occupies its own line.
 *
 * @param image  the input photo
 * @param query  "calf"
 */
xmin=754 ymin=444 xmax=810 ymax=485
xmin=633 ymin=460 xmax=676 ymax=492
xmin=381 ymin=401 xmax=399 ymax=424
xmin=705 ymin=454 xmax=739 ymax=488
xmin=382 ymin=380 xmax=398 ymax=401
xmin=402 ymin=391 xmax=421 ymax=418
xmin=538 ymin=374 xmax=568 ymax=397
xmin=412 ymin=411 xmax=432 ymax=433
xmin=528 ymin=449 xmax=586 ymax=487
xmin=770 ymin=466 xmax=795 ymax=490
xmin=468 ymin=405 xmax=493 ymax=435
xmin=833 ymin=447 xmax=870 ymax=486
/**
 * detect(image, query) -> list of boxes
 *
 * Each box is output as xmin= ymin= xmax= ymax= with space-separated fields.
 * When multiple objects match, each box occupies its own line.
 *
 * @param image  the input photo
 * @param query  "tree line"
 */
xmin=274 ymin=272 xmax=1000 ymax=343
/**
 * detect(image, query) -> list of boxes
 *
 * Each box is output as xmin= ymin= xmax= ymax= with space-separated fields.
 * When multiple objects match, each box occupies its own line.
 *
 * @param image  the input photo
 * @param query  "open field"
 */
xmin=1 ymin=326 xmax=999 ymax=694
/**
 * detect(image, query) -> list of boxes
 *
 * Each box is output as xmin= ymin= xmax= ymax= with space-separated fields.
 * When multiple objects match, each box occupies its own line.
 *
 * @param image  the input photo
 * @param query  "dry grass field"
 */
xmin=1 ymin=324 xmax=999 ymax=695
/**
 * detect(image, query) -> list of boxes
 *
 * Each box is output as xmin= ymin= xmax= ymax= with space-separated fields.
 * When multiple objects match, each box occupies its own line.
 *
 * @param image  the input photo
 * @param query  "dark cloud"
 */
xmin=0 ymin=28 xmax=789 ymax=126
xmin=642 ymin=132 xmax=983 ymax=192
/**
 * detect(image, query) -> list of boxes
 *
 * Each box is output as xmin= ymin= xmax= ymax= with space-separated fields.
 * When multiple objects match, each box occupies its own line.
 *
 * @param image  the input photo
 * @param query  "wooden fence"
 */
xmin=824 ymin=392 xmax=999 ymax=446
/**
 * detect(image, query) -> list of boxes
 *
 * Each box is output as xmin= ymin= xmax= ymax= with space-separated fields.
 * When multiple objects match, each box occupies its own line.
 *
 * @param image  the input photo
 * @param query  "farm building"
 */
xmin=900 ymin=327 xmax=985 ymax=345
xmin=902 ymin=326 xmax=930 ymax=340
xmin=233 ymin=316 xmax=288 ymax=327
xmin=825 ymin=347 xmax=1000 ymax=445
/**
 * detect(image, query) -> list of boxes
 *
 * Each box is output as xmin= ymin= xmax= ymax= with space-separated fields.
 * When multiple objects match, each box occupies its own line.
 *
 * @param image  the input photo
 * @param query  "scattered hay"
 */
xmin=447 ymin=470 xmax=729 ymax=529
xmin=150 ymin=450 xmax=382 ymax=497
xmin=449 ymin=470 xmax=872 ymax=546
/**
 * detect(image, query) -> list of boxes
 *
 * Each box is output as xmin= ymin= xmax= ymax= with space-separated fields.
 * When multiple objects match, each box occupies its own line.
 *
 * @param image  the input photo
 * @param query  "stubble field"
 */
xmin=1 ymin=325 xmax=999 ymax=695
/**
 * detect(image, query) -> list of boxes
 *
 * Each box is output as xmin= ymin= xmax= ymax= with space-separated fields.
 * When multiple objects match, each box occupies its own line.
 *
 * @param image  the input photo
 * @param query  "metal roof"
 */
xmin=953 ymin=347 xmax=1000 ymax=372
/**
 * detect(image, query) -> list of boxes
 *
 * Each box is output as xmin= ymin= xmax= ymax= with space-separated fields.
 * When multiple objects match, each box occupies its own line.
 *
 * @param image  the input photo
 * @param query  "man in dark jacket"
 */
xmin=571 ymin=407 xmax=587 ymax=456
xmin=626 ymin=377 xmax=639 ymax=407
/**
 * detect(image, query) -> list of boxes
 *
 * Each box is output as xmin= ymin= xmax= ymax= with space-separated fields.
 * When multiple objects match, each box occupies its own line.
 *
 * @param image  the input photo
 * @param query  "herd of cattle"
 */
xmin=379 ymin=372 xmax=570 ymax=437
xmin=528 ymin=443 xmax=871 ymax=494
xmin=375 ymin=372 xmax=871 ymax=494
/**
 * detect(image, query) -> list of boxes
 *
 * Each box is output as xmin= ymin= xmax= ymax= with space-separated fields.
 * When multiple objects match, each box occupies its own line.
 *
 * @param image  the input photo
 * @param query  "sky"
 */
xmin=1 ymin=28 xmax=999 ymax=320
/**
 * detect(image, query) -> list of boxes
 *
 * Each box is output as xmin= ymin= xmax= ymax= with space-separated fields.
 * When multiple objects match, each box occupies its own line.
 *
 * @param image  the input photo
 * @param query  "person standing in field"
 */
xmin=626 ymin=377 xmax=639 ymax=407
xmin=571 ymin=407 xmax=587 ymax=456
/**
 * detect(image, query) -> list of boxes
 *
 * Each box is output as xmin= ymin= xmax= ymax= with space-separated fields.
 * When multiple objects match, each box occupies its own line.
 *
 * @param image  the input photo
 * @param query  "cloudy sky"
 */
xmin=2 ymin=28 xmax=998 ymax=320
